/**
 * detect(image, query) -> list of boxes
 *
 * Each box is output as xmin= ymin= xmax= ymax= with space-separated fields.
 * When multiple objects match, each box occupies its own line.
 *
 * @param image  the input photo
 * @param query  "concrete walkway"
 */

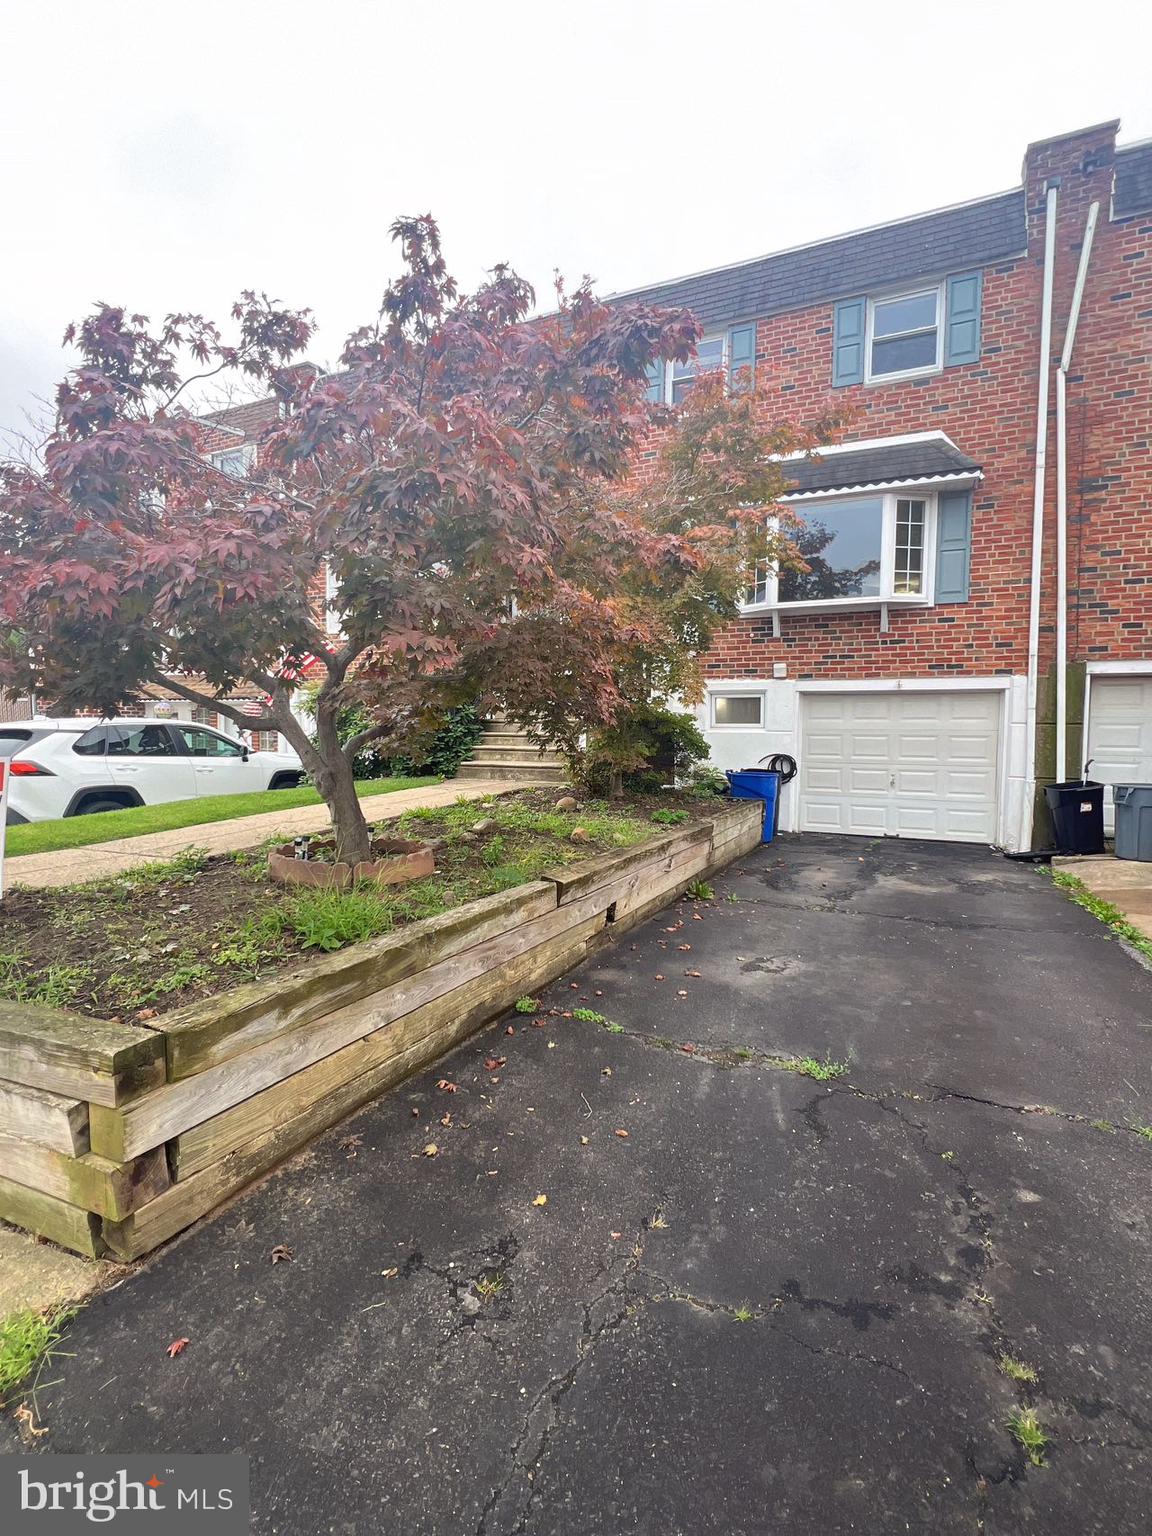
xmin=7 ymin=835 xmax=1151 ymax=1531
xmin=6 ymin=780 xmax=524 ymax=890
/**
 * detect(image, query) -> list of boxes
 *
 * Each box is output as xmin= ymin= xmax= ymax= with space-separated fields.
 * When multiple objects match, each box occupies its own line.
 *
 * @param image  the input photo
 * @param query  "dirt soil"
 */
xmin=0 ymin=788 xmax=721 ymax=1025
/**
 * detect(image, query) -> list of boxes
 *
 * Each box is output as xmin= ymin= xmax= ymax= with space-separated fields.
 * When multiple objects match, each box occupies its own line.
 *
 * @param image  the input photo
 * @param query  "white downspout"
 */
xmin=1019 ymin=184 xmax=1059 ymax=851
xmin=1055 ymin=201 xmax=1100 ymax=784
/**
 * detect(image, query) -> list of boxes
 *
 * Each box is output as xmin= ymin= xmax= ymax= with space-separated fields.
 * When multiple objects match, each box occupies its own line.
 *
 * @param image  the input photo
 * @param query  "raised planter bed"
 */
xmin=0 ymin=801 xmax=762 ymax=1260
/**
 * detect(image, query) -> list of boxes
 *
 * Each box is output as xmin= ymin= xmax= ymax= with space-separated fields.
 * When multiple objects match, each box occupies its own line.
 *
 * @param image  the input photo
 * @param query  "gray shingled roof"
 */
xmin=613 ymin=191 xmax=1027 ymax=328
xmin=1114 ymin=143 xmax=1152 ymax=219
xmin=783 ymin=438 xmax=982 ymax=497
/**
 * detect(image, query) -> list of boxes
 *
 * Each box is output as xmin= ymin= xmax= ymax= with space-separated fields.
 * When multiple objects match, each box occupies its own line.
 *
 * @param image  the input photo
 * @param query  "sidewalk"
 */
xmin=6 ymin=779 xmax=523 ymax=890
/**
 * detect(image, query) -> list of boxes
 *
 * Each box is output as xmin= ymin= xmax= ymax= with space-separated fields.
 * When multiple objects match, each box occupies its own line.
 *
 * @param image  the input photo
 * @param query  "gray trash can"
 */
xmin=1112 ymin=784 xmax=1152 ymax=860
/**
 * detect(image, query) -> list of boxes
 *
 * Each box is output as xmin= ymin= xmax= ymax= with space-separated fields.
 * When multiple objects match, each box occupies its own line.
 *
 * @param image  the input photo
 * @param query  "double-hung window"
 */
xmin=645 ymin=324 xmax=756 ymax=405
xmin=744 ymin=493 xmax=935 ymax=611
xmin=866 ymin=287 xmax=943 ymax=381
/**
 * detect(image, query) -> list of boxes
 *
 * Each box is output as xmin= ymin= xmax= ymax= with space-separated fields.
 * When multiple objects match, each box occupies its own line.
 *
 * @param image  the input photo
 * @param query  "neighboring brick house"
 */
xmin=617 ymin=118 xmax=1152 ymax=849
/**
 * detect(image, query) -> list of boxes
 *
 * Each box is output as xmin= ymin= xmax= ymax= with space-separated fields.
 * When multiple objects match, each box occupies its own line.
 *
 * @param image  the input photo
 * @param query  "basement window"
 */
xmin=711 ymin=694 xmax=763 ymax=728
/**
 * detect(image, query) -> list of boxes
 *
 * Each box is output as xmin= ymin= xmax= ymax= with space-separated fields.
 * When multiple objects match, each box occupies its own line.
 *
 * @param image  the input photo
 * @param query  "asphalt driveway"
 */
xmin=6 ymin=834 xmax=1152 ymax=1534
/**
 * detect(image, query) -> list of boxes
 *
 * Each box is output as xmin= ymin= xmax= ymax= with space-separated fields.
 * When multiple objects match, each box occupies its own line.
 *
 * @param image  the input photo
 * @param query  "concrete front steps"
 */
xmin=455 ymin=722 xmax=568 ymax=785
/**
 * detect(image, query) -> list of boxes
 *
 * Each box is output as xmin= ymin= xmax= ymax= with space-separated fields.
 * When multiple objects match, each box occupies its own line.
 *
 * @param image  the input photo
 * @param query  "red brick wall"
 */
xmin=631 ymin=122 xmax=1152 ymax=685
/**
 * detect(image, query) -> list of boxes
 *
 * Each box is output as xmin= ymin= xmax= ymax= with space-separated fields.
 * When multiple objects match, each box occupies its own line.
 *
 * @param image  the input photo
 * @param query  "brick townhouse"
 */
xmin=618 ymin=117 xmax=1152 ymax=850
xmin=191 ymin=119 xmax=1151 ymax=849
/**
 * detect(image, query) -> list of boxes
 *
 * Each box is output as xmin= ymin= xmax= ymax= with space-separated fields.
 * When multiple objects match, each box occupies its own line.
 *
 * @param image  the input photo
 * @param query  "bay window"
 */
xmin=744 ymin=492 xmax=934 ymax=611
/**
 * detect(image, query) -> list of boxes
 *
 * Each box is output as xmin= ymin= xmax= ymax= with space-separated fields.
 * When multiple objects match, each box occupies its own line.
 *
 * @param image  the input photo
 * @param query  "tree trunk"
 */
xmin=270 ymin=685 xmax=373 ymax=866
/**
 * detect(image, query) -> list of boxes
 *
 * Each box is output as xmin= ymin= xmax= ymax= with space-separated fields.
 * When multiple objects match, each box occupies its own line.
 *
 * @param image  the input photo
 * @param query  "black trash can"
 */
xmin=1044 ymin=780 xmax=1105 ymax=855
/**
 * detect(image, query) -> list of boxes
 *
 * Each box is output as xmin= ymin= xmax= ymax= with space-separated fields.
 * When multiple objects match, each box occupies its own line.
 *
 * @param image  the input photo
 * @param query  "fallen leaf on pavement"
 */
xmin=654 ymin=974 xmax=665 ymax=982
xmin=484 ymin=1057 xmax=507 ymax=1071
xmin=547 ymin=1041 xmax=557 ymax=1049
xmin=614 ymin=1129 xmax=630 ymax=1139
xmin=602 ymin=1066 xmax=612 ymax=1076
xmin=676 ymin=990 xmax=688 ymax=997
xmin=579 ymin=1135 xmax=590 ymax=1145
xmin=166 ymin=1338 xmax=190 ymax=1358
xmin=440 ymin=1113 xmax=453 ymax=1127
xmin=381 ymin=1267 xmax=399 ymax=1279
xmin=681 ymin=1043 xmax=697 ymax=1054
xmin=410 ymin=1107 xmax=421 ymax=1117
xmin=610 ymin=1231 xmax=622 ymax=1240
xmin=270 ymin=1244 xmax=294 ymax=1264
xmin=532 ymin=1194 xmax=548 ymax=1206
xmin=422 ymin=1143 xmax=439 ymax=1158
xmin=678 ymin=943 xmax=692 ymax=952
xmin=436 ymin=1080 xmax=458 ymax=1093
xmin=685 ymin=969 xmax=702 ymax=977
xmin=505 ymin=1025 xmax=516 ymax=1036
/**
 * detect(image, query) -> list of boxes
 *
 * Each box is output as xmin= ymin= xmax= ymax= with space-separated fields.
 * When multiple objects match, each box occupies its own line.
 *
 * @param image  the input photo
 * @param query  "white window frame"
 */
xmin=710 ymin=692 xmax=765 ymax=730
xmin=653 ymin=332 xmax=728 ymax=405
xmin=740 ymin=489 xmax=938 ymax=615
xmin=208 ymin=443 xmax=256 ymax=479
xmin=865 ymin=283 xmax=944 ymax=384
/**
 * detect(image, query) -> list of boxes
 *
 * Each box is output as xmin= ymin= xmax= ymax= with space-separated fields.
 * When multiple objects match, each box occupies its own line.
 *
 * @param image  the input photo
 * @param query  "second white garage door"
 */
xmin=1085 ymin=676 xmax=1152 ymax=834
xmin=799 ymin=690 xmax=1001 ymax=843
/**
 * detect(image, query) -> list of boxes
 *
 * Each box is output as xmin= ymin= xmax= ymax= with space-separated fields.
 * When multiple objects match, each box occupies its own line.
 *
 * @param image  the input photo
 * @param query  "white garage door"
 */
xmin=799 ymin=691 xmax=1001 ymax=843
xmin=1086 ymin=676 xmax=1152 ymax=833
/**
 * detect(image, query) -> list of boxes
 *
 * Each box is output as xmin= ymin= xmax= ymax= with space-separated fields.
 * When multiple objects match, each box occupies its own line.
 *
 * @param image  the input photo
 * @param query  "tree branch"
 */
xmin=147 ymin=672 xmax=281 ymax=732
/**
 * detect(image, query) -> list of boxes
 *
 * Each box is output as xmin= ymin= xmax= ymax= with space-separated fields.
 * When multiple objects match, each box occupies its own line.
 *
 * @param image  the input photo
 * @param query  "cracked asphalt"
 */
xmin=6 ymin=833 xmax=1152 ymax=1533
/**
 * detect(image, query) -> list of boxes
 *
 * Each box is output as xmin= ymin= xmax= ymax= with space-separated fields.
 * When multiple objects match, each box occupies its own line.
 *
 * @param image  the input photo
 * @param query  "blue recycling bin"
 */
xmin=725 ymin=769 xmax=780 ymax=844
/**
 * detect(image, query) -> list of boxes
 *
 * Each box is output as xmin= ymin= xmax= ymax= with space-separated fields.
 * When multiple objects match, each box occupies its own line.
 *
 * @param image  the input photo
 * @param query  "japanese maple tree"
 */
xmin=0 ymin=217 xmax=837 ymax=861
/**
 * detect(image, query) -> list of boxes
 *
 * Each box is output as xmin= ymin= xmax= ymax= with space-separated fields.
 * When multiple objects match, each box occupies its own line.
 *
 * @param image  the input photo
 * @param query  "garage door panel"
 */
xmin=847 ymin=804 xmax=888 ymax=834
xmin=1086 ymin=677 xmax=1152 ymax=833
xmin=895 ymin=769 xmax=938 ymax=795
xmin=800 ymin=691 xmax=1001 ymax=844
xmin=806 ymin=767 xmax=846 ymax=792
xmin=849 ymin=768 xmax=891 ymax=793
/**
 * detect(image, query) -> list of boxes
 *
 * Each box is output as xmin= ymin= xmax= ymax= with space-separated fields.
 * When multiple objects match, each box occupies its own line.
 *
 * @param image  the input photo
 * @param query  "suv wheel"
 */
xmin=74 ymin=796 xmax=130 ymax=816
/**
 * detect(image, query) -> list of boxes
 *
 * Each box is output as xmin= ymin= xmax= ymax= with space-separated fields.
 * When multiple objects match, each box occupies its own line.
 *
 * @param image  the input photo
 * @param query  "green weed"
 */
xmin=781 ymin=1055 xmax=849 ymax=1081
xmin=999 ymin=1354 xmax=1038 ymax=1384
xmin=1007 ymin=1407 xmax=1048 ymax=1467
xmin=651 ymin=809 xmax=690 ymax=826
xmin=571 ymin=1008 xmax=607 ymax=1024
xmin=0 ymin=955 xmax=92 ymax=1010
xmin=1050 ymin=872 xmax=1152 ymax=963
xmin=274 ymin=888 xmax=395 ymax=952
xmin=0 ymin=1307 xmax=74 ymax=1405
xmin=685 ymin=880 xmax=714 ymax=901
xmin=515 ymin=997 xmax=540 ymax=1014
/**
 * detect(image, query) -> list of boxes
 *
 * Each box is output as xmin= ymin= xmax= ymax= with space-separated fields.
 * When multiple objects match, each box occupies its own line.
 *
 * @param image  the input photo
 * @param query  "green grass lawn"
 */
xmin=5 ymin=777 xmax=441 ymax=859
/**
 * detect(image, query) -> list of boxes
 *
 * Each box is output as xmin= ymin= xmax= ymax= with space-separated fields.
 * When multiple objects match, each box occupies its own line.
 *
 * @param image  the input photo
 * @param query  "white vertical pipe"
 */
xmin=1055 ymin=201 xmax=1100 ymax=783
xmin=1020 ymin=184 xmax=1059 ymax=850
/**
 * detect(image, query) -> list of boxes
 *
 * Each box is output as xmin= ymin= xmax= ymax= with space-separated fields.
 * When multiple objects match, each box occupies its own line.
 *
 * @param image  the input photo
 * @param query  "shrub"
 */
xmin=582 ymin=705 xmax=711 ymax=797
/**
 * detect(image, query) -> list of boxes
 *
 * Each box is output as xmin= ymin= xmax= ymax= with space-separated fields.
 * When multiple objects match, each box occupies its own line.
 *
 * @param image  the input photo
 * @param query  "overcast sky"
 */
xmin=3 ymin=0 xmax=1151 ymax=436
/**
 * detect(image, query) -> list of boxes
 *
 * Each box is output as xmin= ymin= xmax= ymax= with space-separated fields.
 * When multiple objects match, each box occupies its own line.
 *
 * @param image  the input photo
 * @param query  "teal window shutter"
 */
xmin=728 ymin=324 xmax=756 ymax=391
xmin=935 ymin=490 xmax=973 ymax=601
xmin=832 ymin=298 xmax=866 ymax=386
xmin=644 ymin=359 xmax=664 ymax=403
xmin=944 ymin=272 xmax=983 ymax=366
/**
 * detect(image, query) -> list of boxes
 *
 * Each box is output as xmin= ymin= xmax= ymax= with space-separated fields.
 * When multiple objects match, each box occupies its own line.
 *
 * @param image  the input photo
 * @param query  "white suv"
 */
xmin=1 ymin=718 xmax=304 ymax=825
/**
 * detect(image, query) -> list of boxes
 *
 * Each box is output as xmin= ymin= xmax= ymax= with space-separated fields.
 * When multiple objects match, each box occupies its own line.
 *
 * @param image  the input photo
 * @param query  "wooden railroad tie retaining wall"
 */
xmin=0 ymin=802 xmax=763 ymax=1260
